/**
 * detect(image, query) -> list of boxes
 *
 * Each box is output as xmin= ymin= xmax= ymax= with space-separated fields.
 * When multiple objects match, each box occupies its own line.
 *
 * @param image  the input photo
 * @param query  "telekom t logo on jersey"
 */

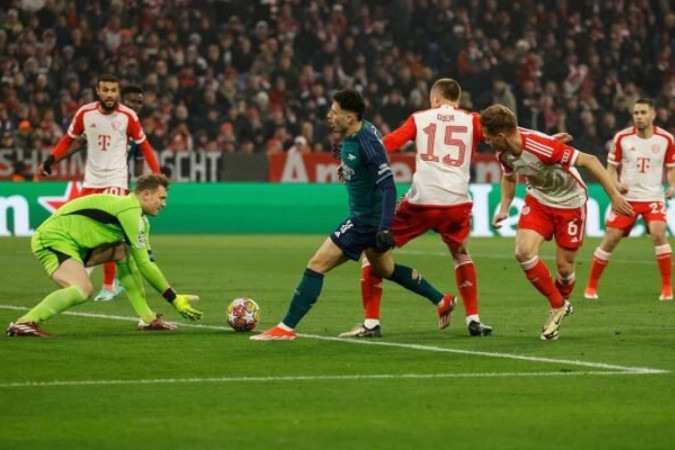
xmin=637 ymin=157 xmax=651 ymax=173
xmin=98 ymin=134 xmax=111 ymax=151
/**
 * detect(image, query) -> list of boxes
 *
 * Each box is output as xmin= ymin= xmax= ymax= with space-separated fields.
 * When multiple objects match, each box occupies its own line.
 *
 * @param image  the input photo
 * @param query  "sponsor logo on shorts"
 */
xmin=334 ymin=220 xmax=354 ymax=238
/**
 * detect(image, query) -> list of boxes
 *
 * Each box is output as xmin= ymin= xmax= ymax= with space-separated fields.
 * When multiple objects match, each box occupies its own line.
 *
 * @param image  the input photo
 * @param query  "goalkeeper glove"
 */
xmin=374 ymin=230 xmax=396 ymax=253
xmin=172 ymin=295 xmax=203 ymax=321
xmin=163 ymin=289 xmax=203 ymax=321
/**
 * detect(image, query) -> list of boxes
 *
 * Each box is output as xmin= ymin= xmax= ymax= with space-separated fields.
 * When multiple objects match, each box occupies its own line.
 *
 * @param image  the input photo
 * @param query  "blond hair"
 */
xmin=134 ymin=174 xmax=169 ymax=194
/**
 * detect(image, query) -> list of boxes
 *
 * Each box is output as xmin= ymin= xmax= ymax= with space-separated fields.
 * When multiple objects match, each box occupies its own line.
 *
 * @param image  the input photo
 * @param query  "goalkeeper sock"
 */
xmin=282 ymin=268 xmax=324 ymax=329
xmin=117 ymin=257 xmax=156 ymax=323
xmin=360 ymin=258 xmax=383 ymax=320
xmin=385 ymin=264 xmax=443 ymax=305
xmin=18 ymin=285 xmax=88 ymax=323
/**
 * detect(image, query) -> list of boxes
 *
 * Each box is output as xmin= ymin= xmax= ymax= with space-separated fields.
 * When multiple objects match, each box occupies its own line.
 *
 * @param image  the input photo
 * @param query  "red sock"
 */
xmin=455 ymin=255 xmax=478 ymax=316
xmin=655 ymin=244 xmax=672 ymax=290
xmin=520 ymin=257 xmax=564 ymax=308
xmin=587 ymin=247 xmax=611 ymax=290
xmin=555 ymin=272 xmax=576 ymax=300
xmin=103 ymin=261 xmax=116 ymax=290
xmin=360 ymin=260 xmax=382 ymax=320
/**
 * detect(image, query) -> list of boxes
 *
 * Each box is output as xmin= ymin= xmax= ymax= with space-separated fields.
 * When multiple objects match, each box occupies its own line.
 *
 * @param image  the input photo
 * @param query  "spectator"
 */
xmin=288 ymin=135 xmax=310 ymax=154
xmin=0 ymin=0 xmax=674 ymax=164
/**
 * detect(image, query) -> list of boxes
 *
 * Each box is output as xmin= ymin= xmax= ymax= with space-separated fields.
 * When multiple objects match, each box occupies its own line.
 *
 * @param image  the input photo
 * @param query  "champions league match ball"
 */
xmin=226 ymin=297 xmax=261 ymax=332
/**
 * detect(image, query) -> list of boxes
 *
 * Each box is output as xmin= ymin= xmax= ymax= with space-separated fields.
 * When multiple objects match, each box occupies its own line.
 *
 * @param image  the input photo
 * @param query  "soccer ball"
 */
xmin=226 ymin=297 xmax=261 ymax=332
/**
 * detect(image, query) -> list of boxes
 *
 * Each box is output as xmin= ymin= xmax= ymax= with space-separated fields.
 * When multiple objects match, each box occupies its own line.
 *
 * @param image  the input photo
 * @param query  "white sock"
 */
xmin=278 ymin=322 xmax=294 ymax=331
xmin=364 ymin=319 xmax=380 ymax=329
xmin=465 ymin=314 xmax=480 ymax=326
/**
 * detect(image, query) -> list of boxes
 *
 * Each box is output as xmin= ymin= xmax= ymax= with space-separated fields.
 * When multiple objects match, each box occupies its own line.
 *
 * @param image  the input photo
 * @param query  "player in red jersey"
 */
xmin=584 ymin=98 xmax=675 ymax=301
xmin=481 ymin=104 xmax=632 ymax=340
xmin=38 ymin=75 xmax=161 ymax=301
xmin=340 ymin=79 xmax=573 ymax=339
xmin=339 ymin=79 xmax=492 ymax=338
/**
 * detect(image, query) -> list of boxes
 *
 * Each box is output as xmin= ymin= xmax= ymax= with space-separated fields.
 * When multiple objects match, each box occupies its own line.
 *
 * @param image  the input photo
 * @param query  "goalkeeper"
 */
xmin=7 ymin=174 xmax=202 ymax=337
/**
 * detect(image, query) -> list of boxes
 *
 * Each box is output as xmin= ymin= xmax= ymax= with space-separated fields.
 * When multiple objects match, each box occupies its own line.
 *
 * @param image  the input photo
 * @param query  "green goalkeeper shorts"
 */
xmin=31 ymin=230 xmax=83 ymax=276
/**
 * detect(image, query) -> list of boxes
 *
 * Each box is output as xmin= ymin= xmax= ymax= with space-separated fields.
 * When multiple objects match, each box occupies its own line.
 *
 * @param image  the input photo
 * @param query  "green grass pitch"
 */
xmin=1 ymin=234 xmax=674 ymax=450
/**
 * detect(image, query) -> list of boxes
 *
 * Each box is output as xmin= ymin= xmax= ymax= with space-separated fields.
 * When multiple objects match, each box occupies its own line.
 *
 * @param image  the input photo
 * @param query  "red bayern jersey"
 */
xmin=67 ymin=101 xmax=147 ymax=189
xmin=383 ymin=104 xmax=483 ymax=206
xmin=498 ymin=128 xmax=587 ymax=209
xmin=609 ymin=126 xmax=675 ymax=202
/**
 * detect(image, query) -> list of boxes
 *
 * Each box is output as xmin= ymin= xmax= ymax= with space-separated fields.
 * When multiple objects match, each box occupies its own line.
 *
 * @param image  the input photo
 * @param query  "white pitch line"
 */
xmin=0 ymin=305 xmax=667 ymax=375
xmin=0 ymin=370 xmax=663 ymax=389
xmin=296 ymin=333 xmax=667 ymax=374
xmin=0 ymin=305 xmax=228 ymax=331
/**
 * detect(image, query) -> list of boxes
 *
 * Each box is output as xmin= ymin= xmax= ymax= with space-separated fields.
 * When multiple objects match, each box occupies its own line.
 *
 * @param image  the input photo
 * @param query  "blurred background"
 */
xmin=1 ymin=0 xmax=674 ymax=182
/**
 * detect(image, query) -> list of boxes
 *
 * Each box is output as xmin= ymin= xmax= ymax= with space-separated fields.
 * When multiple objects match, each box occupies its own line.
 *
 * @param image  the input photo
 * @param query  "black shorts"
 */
xmin=329 ymin=218 xmax=378 ymax=261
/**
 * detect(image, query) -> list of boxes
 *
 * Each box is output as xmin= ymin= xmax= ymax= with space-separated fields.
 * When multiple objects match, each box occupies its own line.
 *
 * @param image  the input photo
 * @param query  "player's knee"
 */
xmin=371 ymin=266 xmax=392 ymax=278
xmin=514 ymin=247 xmax=535 ymax=262
xmin=556 ymin=264 xmax=574 ymax=278
xmin=306 ymin=259 xmax=328 ymax=275
xmin=649 ymin=229 xmax=667 ymax=244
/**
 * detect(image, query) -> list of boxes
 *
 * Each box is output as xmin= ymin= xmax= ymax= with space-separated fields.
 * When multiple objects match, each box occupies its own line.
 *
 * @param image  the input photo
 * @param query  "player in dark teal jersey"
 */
xmin=6 ymin=175 xmax=202 ymax=337
xmin=252 ymin=89 xmax=457 ymax=340
xmin=122 ymin=85 xmax=148 ymax=179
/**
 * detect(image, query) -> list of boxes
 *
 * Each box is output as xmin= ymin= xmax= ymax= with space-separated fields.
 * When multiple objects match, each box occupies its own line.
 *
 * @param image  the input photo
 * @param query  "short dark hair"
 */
xmin=97 ymin=74 xmax=120 ymax=87
xmin=121 ymin=84 xmax=144 ymax=97
xmin=134 ymin=174 xmax=169 ymax=194
xmin=480 ymin=104 xmax=518 ymax=136
xmin=635 ymin=98 xmax=655 ymax=109
xmin=333 ymin=89 xmax=365 ymax=121
xmin=431 ymin=78 xmax=461 ymax=101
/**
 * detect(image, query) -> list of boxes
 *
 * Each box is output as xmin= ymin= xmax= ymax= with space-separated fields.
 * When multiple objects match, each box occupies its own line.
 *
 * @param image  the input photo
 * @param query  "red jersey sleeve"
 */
xmin=608 ymin=133 xmax=624 ymax=167
xmin=126 ymin=114 xmax=147 ymax=144
xmin=524 ymin=133 xmax=578 ymax=167
xmin=67 ymin=108 xmax=86 ymax=138
xmin=139 ymin=140 xmax=160 ymax=173
xmin=382 ymin=115 xmax=416 ymax=153
xmin=51 ymin=134 xmax=75 ymax=159
xmin=663 ymin=131 xmax=675 ymax=168
xmin=471 ymin=113 xmax=484 ymax=148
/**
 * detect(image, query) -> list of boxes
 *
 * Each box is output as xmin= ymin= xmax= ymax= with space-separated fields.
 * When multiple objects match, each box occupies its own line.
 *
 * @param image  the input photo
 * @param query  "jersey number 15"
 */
xmin=421 ymin=124 xmax=468 ymax=167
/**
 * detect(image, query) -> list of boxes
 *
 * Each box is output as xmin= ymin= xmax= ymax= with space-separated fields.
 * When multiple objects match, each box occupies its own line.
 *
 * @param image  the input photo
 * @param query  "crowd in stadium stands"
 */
xmin=1 ymin=0 xmax=675 ymax=171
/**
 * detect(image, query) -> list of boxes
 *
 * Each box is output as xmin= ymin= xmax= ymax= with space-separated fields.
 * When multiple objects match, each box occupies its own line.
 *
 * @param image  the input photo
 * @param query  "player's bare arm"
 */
xmin=551 ymin=132 xmax=573 ymax=143
xmin=666 ymin=166 xmax=675 ymax=199
xmin=575 ymin=152 xmax=633 ymax=216
xmin=492 ymin=173 xmax=516 ymax=228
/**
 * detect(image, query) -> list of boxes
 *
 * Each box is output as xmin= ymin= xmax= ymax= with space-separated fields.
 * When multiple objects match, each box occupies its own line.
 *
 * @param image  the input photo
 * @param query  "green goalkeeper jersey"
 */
xmin=34 ymin=193 xmax=170 ymax=294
